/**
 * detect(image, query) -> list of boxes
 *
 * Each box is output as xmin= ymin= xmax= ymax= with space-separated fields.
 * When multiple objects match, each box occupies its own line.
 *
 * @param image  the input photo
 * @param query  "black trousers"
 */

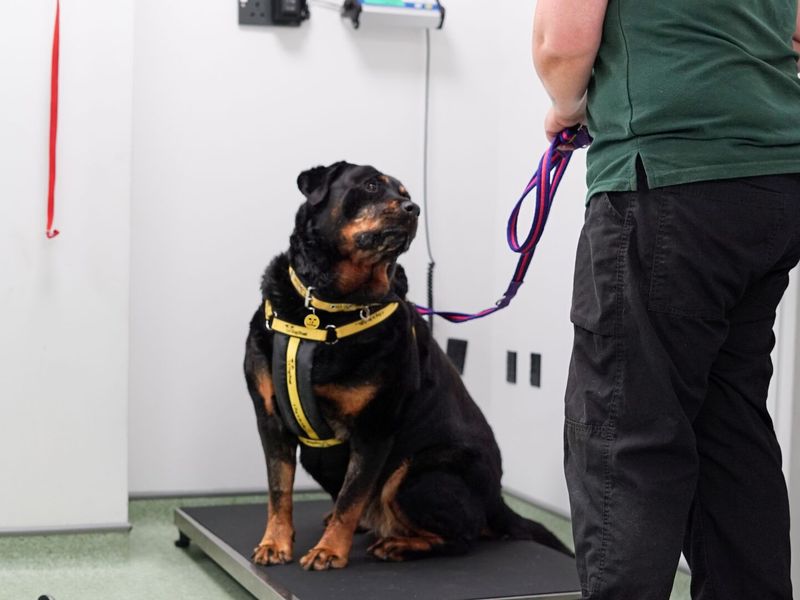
xmin=565 ymin=164 xmax=800 ymax=600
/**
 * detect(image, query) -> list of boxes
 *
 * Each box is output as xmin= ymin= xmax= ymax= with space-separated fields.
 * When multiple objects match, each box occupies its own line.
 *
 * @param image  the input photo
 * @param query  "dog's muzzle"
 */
xmin=355 ymin=200 xmax=419 ymax=254
xmin=355 ymin=227 xmax=414 ymax=253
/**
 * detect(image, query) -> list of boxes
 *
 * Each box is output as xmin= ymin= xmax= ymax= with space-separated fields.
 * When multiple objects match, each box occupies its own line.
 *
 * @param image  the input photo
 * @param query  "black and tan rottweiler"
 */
xmin=243 ymin=161 xmax=571 ymax=571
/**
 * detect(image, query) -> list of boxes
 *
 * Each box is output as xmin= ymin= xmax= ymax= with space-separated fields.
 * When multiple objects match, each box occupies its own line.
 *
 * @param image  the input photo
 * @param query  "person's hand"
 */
xmin=544 ymin=100 xmax=586 ymax=145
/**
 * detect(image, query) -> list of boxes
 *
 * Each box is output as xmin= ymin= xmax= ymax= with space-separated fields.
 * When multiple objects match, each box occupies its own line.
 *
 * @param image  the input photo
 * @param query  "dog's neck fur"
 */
xmin=287 ymin=230 xmax=399 ymax=305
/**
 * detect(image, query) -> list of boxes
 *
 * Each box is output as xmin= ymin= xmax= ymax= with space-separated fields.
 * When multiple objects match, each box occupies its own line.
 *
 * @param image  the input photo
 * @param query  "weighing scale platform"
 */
xmin=174 ymin=500 xmax=581 ymax=600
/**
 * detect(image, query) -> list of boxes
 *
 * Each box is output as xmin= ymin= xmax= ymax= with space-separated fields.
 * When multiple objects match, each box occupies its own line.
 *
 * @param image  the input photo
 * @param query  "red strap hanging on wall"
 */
xmin=46 ymin=0 xmax=60 ymax=239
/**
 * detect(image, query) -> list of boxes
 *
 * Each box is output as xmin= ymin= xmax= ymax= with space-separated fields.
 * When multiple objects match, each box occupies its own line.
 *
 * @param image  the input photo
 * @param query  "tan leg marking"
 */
xmin=255 ymin=370 xmax=275 ymax=415
xmin=313 ymin=383 xmax=379 ymax=417
xmin=253 ymin=461 xmax=295 ymax=565
xmin=364 ymin=462 xmax=446 ymax=560
xmin=299 ymin=497 xmax=368 ymax=571
xmin=361 ymin=461 xmax=415 ymax=537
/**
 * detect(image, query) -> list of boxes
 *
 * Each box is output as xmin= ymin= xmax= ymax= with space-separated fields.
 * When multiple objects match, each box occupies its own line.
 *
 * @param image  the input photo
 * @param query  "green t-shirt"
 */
xmin=586 ymin=0 xmax=800 ymax=198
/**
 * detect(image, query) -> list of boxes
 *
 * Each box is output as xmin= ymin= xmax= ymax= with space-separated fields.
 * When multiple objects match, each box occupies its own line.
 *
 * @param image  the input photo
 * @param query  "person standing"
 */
xmin=533 ymin=1 xmax=800 ymax=599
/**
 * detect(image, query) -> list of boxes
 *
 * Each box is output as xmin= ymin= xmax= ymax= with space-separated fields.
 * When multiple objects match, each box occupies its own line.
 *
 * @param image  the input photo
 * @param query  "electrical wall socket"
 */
xmin=446 ymin=338 xmax=468 ymax=375
xmin=506 ymin=351 xmax=517 ymax=384
xmin=238 ymin=0 xmax=310 ymax=26
xmin=530 ymin=353 xmax=541 ymax=387
xmin=239 ymin=0 xmax=271 ymax=25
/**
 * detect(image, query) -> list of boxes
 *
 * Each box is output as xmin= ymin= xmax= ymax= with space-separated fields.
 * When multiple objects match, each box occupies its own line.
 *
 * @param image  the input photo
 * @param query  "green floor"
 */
xmin=0 ymin=492 xmax=691 ymax=600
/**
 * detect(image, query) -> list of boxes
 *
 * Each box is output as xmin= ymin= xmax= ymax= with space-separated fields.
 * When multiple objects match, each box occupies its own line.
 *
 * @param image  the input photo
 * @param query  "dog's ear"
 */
xmin=297 ymin=161 xmax=348 ymax=206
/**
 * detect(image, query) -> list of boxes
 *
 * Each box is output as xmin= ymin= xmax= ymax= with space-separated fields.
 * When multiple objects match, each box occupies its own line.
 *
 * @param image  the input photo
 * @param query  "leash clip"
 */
xmin=324 ymin=324 xmax=339 ymax=345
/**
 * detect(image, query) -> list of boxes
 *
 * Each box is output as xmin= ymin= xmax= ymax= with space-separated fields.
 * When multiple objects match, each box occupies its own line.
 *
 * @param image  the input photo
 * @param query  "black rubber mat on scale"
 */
xmin=179 ymin=500 xmax=580 ymax=600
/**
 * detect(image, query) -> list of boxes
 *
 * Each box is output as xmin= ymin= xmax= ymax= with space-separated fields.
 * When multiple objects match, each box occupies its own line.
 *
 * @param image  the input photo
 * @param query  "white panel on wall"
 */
xmin=0 ymin=0 xmax=133 ymax=531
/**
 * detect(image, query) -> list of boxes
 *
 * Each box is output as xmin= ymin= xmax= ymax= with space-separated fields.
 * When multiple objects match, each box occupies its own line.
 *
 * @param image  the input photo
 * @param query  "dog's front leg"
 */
xmin=300 ymin=436 xmax=392 ymax=571
xmin=250 ymin=374 xmax=299 ymax=565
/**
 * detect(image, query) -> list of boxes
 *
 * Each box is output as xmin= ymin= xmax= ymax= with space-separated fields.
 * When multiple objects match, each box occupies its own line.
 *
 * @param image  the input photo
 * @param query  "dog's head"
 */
xmin=290 ymin=161 xmax=419 ymax=301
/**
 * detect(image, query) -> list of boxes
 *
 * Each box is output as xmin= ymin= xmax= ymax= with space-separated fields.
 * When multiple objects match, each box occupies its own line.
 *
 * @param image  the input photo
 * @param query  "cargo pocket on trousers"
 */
xmin=565 ymin=192 xmax=630 ymax=431
xmin=570 ymin=192 xmax=629 ymax=336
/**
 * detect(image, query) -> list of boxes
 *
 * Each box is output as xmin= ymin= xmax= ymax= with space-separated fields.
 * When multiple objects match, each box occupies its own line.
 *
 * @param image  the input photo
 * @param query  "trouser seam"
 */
xmin=589 ymin=198 xmax=631 ymax=597
xmin=694 ymin=492 xmax=719 ymax=600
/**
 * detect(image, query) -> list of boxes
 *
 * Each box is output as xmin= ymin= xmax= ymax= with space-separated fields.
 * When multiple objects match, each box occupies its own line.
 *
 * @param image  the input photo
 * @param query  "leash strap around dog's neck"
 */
xmin=272 ymin=334 xmax=342 ymax=448
xmin=414 ymin=126 xmax=592 ymax=323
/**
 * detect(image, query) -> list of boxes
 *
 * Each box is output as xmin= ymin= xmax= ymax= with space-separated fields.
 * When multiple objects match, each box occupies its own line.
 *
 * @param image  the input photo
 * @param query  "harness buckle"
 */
xmin=324 ymin=325 xmax=339 ymax=345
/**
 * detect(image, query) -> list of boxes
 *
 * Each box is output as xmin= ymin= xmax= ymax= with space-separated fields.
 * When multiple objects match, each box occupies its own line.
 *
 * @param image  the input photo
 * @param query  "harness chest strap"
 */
xmin=272 ymin=334 xmax=342 ymax=448
xmin=265 ymin=300 xmax=399 ymax=343
xmin=265 ymin=298 xmax=400 ymax=448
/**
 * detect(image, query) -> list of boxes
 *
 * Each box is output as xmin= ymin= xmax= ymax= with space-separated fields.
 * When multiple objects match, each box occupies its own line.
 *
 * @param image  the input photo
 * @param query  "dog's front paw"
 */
xmin=299 ymin=546 xmax=349 ymax=571
xmin=252 ymin=540 xmax=293 ymax=566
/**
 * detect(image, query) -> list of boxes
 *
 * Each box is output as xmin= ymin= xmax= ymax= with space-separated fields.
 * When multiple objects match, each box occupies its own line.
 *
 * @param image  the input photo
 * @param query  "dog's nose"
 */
xmin=401 ymin=199 xmax=420 ymax=217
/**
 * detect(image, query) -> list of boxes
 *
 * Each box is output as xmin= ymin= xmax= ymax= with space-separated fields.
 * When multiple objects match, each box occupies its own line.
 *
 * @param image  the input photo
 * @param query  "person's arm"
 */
xmin=532 ymin=0 xmax=608 ymax=140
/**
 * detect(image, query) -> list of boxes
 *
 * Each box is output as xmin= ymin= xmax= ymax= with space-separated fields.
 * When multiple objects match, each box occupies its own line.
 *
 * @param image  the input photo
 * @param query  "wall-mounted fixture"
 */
xmin=343 ymin=0 xmax=445 ymax=29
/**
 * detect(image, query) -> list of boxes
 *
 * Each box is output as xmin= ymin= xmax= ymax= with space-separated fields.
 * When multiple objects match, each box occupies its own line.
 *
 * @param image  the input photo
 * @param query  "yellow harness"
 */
xmin=265 ymin=268 xmax=399 ymax=447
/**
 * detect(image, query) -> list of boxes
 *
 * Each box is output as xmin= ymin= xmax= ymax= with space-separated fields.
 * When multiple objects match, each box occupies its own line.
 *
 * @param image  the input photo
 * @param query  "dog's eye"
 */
xmin=364 ymin=181 xmax=380 ymax=194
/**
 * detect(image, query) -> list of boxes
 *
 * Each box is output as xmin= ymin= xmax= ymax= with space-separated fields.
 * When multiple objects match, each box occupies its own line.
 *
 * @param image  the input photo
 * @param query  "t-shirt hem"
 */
xmin=585 ymin=177 xmax=637 ymax=203
xmin=587 ymin=159 xmax=800 ymax=201
xmin=645 ymin=160 xmax=800 ymax=189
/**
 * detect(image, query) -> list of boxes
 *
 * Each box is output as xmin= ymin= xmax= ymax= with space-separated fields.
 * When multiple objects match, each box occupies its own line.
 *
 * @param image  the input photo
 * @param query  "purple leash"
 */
xmin=414 ymin=126 xmax=592 ymax=323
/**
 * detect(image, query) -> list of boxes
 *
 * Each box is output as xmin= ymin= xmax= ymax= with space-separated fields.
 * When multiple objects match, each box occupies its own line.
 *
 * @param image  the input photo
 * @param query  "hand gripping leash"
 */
xmin=414 ymin=126 xmax=592 ymax=323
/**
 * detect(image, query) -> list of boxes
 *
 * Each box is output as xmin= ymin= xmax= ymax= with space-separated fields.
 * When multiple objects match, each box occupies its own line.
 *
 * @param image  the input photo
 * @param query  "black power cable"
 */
xmin=422 ymin=27 xmax=436 ymax=331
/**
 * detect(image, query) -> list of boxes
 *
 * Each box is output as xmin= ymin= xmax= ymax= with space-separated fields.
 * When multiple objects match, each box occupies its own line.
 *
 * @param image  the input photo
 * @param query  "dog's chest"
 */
xmin=270 ymin=333 xmax=382 ymax=447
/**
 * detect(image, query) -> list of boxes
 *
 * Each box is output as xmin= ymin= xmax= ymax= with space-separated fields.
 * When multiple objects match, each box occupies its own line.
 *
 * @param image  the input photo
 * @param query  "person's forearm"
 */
xmin=532 ymin=0 xmax=607 ymax=118
xmin=533 ymin=51 xmax=593 ymax=118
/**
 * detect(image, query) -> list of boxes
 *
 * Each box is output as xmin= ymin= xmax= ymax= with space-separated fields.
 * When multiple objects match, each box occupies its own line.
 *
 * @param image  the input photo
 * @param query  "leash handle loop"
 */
xmin=414 ymin=126 xmax=591 ymax=323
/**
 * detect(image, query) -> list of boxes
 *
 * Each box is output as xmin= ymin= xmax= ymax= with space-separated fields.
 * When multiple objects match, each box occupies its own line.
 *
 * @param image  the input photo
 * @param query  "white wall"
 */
xmin=128 ymin=0 xmax=527 ymax=496
xmin=0 ymin=0 xmax=133 ymax=531
xmin=128 ymin=0 xmax=578 ymax=504
xmin=486 ymin=4 xmax=586 ymax=514
xmin=129 ymin=0 xmax=430 ymax=494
